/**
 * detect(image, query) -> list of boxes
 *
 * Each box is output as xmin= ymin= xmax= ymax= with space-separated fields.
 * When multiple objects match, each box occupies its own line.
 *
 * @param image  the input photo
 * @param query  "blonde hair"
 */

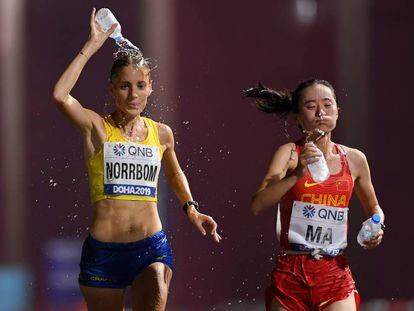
xmin=110 ymin=55 xmax=151 ymax=83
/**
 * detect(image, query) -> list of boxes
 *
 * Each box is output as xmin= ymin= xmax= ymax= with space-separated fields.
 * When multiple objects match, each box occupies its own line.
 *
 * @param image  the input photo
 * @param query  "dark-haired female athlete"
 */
xmin=245 ymin=80 xmax=384 ymax=311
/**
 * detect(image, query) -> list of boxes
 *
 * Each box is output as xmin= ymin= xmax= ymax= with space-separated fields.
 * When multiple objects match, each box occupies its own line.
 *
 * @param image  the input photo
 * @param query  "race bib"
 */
xmin=288 ymin=200 xmax=348 ymax=256
xmin=103 ymin=142 xmax=161 ymax=198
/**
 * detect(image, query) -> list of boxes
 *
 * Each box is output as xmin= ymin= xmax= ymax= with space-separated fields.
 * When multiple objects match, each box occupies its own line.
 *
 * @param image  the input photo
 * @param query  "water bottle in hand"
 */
xmin=307 ymin=142 xmax=330 ymax=182
xmin=96 ymin=8 xmax=123 ymax=42
xmin=357 ymin=214 xmax=382 ymax=247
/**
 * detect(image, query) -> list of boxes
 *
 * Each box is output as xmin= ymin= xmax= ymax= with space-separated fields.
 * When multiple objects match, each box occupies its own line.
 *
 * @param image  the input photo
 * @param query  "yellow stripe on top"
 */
xmin=87 ymin=115 xmax=164 ymax=203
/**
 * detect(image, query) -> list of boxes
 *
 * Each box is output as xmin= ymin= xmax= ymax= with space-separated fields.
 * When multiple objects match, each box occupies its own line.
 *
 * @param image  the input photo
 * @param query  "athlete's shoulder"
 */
xmin=276 ymin=142 xmax=297 ymax=154
xmin=272 ymin=142 xmax=297 ymax=160
xmin=156 ymin=121 xmax=174 ymax=147
xmin=155 ymin=121 xmax=172 ymax=135
xmin=269 ymin=142 xmax=296 ymax=161
xmin=338 ymin=144 xmax=368 ymax=166
xmin=143 ymin=117 xmax=167 ymax=129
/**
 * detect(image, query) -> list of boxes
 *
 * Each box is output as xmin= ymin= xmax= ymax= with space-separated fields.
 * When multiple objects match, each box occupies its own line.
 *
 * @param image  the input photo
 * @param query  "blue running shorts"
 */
xmin=78 ymin=230 xmax=173 ymax=288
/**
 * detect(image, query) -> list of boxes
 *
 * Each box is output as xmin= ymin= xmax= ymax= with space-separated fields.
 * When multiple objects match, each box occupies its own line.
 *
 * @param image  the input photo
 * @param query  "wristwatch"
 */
xmin=183 ymin=200 xmax=200 ymax=215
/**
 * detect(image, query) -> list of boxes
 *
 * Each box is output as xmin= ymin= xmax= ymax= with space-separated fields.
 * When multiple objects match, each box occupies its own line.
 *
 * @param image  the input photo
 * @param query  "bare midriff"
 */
xmin=90 ymin=199 xmax=162 ymax=243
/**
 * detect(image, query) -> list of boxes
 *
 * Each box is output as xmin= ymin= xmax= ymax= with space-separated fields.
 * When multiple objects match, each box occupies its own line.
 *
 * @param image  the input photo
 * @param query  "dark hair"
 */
xmin=244 ymin=79 xmax=336 ymax=116
xmin=110 ymin=55 xmax=151 ymax=83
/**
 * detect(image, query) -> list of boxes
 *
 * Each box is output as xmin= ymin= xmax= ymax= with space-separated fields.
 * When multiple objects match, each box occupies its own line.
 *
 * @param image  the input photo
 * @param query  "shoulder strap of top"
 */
xmin=294 ymin=139 xmax=305 ymax=155
xmin=336 ymin=143 xmax=347 ymax=156
xmin=335 ymin=143 xmax=352 ymax=174
xmin=295 ymin=143 xmax=302 ymax=155
xmin=144 ymin=117 xmax=162 ymax=147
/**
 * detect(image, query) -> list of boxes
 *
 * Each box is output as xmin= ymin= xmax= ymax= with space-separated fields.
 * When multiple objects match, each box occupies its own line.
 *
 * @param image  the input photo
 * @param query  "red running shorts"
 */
xmin=265 ymin=254 xmax=360 ymax=310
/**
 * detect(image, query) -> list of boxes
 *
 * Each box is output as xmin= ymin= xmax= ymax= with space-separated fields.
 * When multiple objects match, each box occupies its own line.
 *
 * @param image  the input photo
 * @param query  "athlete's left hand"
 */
xmin=187 ymin=210 xmax=222 ymax=243
xmin=363 ymin=230 xmax=384 ymax=250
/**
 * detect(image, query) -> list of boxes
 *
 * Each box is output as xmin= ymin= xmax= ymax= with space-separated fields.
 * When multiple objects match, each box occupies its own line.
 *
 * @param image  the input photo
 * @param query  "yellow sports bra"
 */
xmin=87 ymin=115 xmax=163 ymax=203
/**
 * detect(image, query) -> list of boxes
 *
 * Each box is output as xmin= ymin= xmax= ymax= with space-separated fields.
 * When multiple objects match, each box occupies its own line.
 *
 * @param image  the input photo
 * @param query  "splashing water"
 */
xmin=303 ymin=128 xmax=326 ymax=143
xmin=283 ymin=119 xmax=290 ymax=139
xmin=113 ymin=37 xmax=147 ymax=66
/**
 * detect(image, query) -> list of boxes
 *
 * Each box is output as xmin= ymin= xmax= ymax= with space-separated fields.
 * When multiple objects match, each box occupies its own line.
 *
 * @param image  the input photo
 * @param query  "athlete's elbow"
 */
xmin=167 ymin=170 xmax=185 ymax=184
xmin=250 ymin=196 xmax=263 ymax=216
xmin=52 ymin=86 xmax=68 ymax=106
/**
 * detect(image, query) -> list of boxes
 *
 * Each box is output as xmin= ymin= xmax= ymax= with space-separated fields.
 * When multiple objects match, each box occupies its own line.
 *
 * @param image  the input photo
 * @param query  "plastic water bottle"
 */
xmin=96 ymin=8 xmax=123 ymax=42
xmin=307 ymin=142 xmax=330 ymax=182
xmin=357 ymin=214 xmax=382 ymax=246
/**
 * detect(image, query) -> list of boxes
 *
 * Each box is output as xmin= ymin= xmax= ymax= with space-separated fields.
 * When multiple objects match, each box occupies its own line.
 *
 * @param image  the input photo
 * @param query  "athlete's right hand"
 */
xmin=187 ymin=210 xmax=222 ymax=243
xmin=87 ymin=8 xmax=118 ymax=50
xmin=294 ymin=143 xmax=322 ymax=178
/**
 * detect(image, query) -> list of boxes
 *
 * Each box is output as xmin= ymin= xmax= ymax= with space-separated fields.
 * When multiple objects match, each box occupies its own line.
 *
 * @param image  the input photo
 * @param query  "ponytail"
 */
xmin=243 ymin=83 xmax=293 ymax=116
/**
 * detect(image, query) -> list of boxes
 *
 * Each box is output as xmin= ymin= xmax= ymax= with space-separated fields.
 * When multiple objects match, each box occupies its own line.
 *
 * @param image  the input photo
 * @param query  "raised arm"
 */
xmin=52 ymin=8 xmax=116 ymax=133
xmin=158 ymin=123 xmax=221 ymax=243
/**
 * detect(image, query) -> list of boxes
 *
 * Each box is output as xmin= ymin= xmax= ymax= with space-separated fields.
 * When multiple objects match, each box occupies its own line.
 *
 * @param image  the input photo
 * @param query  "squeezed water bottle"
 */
xmin=307 ymin=142 xmax=330 ymax=182
xmin=96 ymin=8 xmax=123 ymax=42
xmin=357 ymin=214 xmax=382 ymax=246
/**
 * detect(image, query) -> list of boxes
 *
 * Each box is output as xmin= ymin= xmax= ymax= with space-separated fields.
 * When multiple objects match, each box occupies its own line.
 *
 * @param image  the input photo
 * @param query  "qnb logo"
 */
xmin=113 ymin=143 xmax=126 ymax=156
xmin=302 ymin=205 xmax=316 ymax=218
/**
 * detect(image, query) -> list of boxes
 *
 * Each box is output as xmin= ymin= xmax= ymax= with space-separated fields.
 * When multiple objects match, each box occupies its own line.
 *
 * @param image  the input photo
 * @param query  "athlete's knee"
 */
xmin=131 ymin=264 xmax=170 ymax=311
xmin=143 ymin=263 xmax=172 ymax=293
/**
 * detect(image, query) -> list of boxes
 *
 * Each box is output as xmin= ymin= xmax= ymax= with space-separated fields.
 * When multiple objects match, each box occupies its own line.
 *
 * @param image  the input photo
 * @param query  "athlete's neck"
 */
xmin=314 ymin=133 xmax=335 ymax=157
xmin=113 ymin=111 xmax=143 ymax=130
xmin=112 ymin=111 xmax=146 ymax=141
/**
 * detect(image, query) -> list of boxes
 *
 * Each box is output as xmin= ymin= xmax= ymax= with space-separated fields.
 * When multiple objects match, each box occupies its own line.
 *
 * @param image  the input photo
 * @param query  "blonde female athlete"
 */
xmin=53 ymin=9 xmax=221 ymax=311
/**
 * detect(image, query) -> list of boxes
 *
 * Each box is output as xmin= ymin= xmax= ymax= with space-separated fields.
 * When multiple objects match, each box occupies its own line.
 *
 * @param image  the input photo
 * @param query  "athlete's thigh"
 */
xmin=130 ymin=262 xmax=173 ymax=311
xmin=80 ymin=284 xmax=125 ymax=311
xmin=324 ymin=292 xmax=356 ymax=311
